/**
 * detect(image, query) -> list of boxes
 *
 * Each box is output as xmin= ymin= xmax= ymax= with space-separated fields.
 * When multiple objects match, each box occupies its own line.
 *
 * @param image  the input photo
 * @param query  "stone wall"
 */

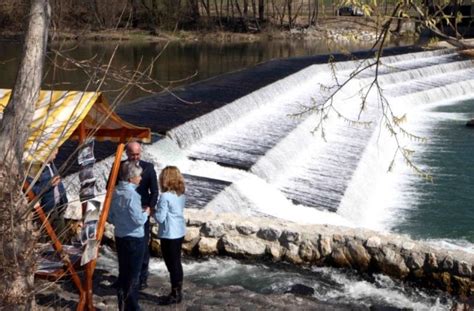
xmin=148 ymin=209 xmax=473 ymax=298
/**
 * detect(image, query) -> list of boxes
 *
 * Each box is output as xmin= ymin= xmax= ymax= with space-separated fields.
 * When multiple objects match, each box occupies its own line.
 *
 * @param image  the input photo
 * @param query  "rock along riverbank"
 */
xmin=140 ymin=209 xmax=473 ymax=299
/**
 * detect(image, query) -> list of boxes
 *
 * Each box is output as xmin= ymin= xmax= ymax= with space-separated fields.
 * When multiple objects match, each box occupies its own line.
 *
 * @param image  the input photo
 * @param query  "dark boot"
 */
xmin=163 ymin=283 xmax=182 ymax=304
xmin=139 ymin=279 xmax=148 ymax=290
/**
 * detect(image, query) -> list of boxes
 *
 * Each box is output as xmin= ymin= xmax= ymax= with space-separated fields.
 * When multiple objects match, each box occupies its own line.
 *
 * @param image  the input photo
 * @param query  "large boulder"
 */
xmin=219 ymin=234 xmax=267 ymax=258
xmin=318 ymin=236 xmax=332 ymax=257
xmin=236 ymin=223 xmax=258 ymax=235
xmin=257 ymin=227 xmax=282 ymax=241
xmin=346 ymin=240 xmax=371 ymax=271
xmin=182 ymin=227 xmax=201 ymax=254
xmin=374 ymin=246 xmax=410 ymax=278
xmin=330 ymin=247 xmax=351 ymax=268
xmin=283 ymin=243 xmax=303 ymax=265
xmin=266 ymin=242 xmax=283 ymax=261
xmin=200 ymin=221 xmax=226 ymax=238
xmin=198 ymin=237 xmax=219 ymax=256
xmin=298 ymin=239 xmax=320 ymax=263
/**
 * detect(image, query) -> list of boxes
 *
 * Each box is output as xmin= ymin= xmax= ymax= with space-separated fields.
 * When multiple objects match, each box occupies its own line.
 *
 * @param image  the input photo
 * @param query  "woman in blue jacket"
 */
xmin=154 ymin=166 xmax=186 ymax=304
xmin=108 ymin=160 xmax=150 ymax=311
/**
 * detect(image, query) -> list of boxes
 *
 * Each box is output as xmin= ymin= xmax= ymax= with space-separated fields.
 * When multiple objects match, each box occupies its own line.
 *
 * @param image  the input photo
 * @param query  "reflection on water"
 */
xmin=0 ymin=36 xmax=418 ymax=104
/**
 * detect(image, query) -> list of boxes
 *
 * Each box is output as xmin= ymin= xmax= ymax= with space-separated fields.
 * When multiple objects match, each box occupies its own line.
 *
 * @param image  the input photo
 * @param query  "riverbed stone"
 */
xmin=441 ymin=255 xmax=454 ymax=271
xmin=405 ymin=251 xmax=425 ymax=270
xmin=439 ymin=272 xmax=452 ymax=292
xmin=454 ymin=260 xmax=472 ymax=277
xmin=452 ymin=276 xmax=471 ymax=298
xmin=299 ymin=240 xmax=320 ymax=262
xmin=426 ymin=253 xmax=438 ymax=271
xmin=198 ymin=237 xmax=219 ymax=256
xmin=365 ymin=236 xmax=381 ymax=248
xmin=236 ymin=223 xmax=258 ymax=235
xmin=332 ymin=234 xmax=344 ymax=244
xmin=201 ymin=221 xmax=226 ymax=238
xmin=331 ymin=247 xmax=351 ymax=268
xmin=220 ymin=234 xmax=266 ymax=258
xmin=319 ymin=236 xmax=332 ymax=257
xmin=222 ymin=222 xmax=236 ymax=231
xmin=182 ymin=227 xmax=201 ymax=253
xmin=346 ymin=240 xmax=370 ymax=271
xmin=257 ymin=227 xmax=281 ymax=241
xmin=178 ymin=209 xmax=473 ymax=296
xmin=188 ymin=218 xmax=204 ymax=227
xmin=280 ymin=229 xmax=300 ymax=245
xmin=266 ymin=242 xmax=283 ymax=261
xmin=184 ymin=226 xmax=200 ymax=243
xmin=375 ymin=246 xmax=409 ymax=278
xmin=285 ymin=284 xmax=315 ymax=296
xmin=283 ymin=243 xmax=303 ymax=265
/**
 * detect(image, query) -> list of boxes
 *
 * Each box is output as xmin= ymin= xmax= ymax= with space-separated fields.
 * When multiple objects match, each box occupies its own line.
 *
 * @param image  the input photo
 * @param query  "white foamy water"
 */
xmin=65 ymin=49 xmax=474 ymax=309
xmin=65 ymin=49 xmax=474 ymax=253
xmin=64 ymin=48 xmax=474 ymax=272
xmin=322 ymin=271 xmax=451 ymax=310
xmin=146 ymin=256 xmax=453 ymax=310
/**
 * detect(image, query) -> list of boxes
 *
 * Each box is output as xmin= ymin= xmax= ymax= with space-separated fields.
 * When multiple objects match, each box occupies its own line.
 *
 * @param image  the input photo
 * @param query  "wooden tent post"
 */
xmin=84 ymin=143 xmax=124 ymax=311
xmin=24 ymin=184 xmax=86 ymax=310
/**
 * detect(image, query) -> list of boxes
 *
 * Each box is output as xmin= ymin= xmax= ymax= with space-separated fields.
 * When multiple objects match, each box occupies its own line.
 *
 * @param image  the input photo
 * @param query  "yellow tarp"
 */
xmin=0 ymin=89 xmax=151 ymax=163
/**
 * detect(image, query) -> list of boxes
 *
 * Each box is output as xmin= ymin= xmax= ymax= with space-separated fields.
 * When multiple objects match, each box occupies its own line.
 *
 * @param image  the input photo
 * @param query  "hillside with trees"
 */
xmin=0 ymin=1 xmax=471 ymax=38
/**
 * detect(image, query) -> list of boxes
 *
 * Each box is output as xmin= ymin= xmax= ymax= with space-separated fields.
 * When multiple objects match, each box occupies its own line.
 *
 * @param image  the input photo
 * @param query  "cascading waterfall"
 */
xmin=149 ymin=49 xmax=474 ymax=237
xmin=68 ymin=48 xmax=471 ymax=237
xmin=62 ymin=48 xmax=473 ymax=309
xmin=167 ymin=59 xmax=361 ymax=153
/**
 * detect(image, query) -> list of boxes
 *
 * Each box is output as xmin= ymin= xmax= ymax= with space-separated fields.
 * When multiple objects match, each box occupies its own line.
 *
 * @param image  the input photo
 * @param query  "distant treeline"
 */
xmin=0 ymin=0 xmax=400 ymax=33
xmin=0 ymin=1 xmax=470 ymax=33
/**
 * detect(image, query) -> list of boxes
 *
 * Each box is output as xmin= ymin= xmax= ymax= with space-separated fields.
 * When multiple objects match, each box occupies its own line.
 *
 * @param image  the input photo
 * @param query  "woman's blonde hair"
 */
xmin=159 ymin=166 xmax=185 ymax=195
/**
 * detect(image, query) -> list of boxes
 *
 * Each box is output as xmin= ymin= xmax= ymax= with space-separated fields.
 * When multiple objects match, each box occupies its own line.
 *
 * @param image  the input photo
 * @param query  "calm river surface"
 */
xmin=0 ymin=37 xmax=417 ymax=104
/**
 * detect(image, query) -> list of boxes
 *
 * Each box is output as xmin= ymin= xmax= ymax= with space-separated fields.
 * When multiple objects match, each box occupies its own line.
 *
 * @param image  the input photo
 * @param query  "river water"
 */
xmin=0 ymin=37 xmax=416 ymax=104
xmin=1 ymin=37 xmax=469 ymax=309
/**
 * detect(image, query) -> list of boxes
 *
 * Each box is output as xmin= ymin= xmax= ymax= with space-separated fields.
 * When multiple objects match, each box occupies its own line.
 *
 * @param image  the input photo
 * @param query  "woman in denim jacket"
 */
xmin=154 ymin=166 xmax=186 ymax=304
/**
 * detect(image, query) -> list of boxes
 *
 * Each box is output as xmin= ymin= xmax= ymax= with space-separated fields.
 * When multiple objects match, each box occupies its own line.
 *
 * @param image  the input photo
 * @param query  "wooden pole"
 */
xmin=84 ymin=143 xmax=124 ymax=310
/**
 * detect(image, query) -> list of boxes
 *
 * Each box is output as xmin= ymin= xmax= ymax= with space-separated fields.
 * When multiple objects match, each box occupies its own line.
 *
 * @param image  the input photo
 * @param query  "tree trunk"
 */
xmin=215 ymin=0 xmax=222 ymax=28
xmin=0 ymin=0 xmax=50 ymax=309
xmin=129 ymin=0 xmax=140 ymax=27
xmin=188 ymin=0 xmax=201 ymax=24
xmin=287 ymin=0 xmax=292 ymax=28
xmin=313 ymin=0 xmax=319 ymax=24
xmin=258 ymin=0 xmax=264 ymax=22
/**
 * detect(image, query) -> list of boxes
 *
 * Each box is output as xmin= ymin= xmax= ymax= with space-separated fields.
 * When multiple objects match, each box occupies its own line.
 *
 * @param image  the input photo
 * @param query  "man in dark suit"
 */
xmin=121 ymin=141 xmax=159 ymax=290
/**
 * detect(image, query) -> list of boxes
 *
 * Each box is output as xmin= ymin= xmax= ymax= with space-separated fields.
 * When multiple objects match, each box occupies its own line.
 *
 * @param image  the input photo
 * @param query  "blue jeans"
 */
xmin=115 ymin=236 xmax=145 ymax=311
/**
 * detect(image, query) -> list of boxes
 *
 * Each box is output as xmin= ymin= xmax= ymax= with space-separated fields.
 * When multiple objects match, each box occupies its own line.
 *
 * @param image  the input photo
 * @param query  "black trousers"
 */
xmin=116 ymin=236 xmax=145 ymax=311
xmin=160 ymin=237 xmax=184 ymax=288
xmin=140 ymin=218 xmax=150 ymax=284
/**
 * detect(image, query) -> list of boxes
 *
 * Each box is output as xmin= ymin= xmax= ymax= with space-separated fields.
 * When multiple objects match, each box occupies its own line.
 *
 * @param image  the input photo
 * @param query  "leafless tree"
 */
xmin=0 ymin=0 xmax=50 ymax=308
